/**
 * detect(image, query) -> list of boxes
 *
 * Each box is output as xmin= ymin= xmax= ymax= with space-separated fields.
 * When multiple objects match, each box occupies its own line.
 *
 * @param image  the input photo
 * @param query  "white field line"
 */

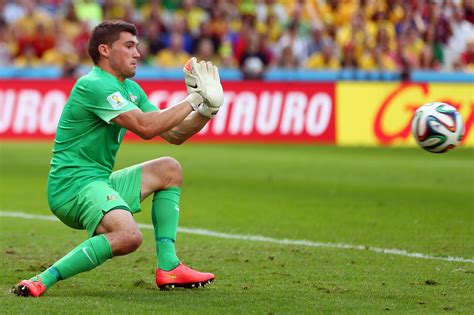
xmin=1 ymin=210 xmax=473 ymax=264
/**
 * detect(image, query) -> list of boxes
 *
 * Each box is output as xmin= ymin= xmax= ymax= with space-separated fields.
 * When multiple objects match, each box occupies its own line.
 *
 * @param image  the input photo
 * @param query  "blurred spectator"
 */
xmin=218 ymin=0 xmax=240 ymax=34
xmin=445 ymin=5 xmax=474 ymax=69
xmin=239 ymin=0 xmax=256 ymax=18
xmin=393 ymin=36 xmax=411 ymax=80
xmin=195 ymin=37 xmax=220 ymax=65
xmin=233 ymin=13 xmax=256 ymax=64
xmin=164 ymin=15 xmax=193 ymax=53
xmin=358 ymin=28 xmax=398 ymax=71
xmin=176 ymin=0 xmax=208 ymax=36
xmin=337 ymin=11 xmax=368 ymax=62
xmin=218 ymin=36 xmax=237 ymax=68
xmin=239 ymin=31 xmax=269 ymax=79
xmin=15 ymin=22 xmax=56 ymax=62
xmin=42 ymin=21 xmax=78 ymax=67
xmin=367 ymin=10 xmax=396 ymax=49
xmin=121 ymin=1 xmax=141 ymax=26
xmin=14 ymin=44 xmax=41 ymax=67
xmin=1 ymin=0 xmax=473 ymax=76
xmin=13 ymin=0 xmax=52 ymax=37
xmin=460 ymin=37 xmax=474 ymax=72
xmin=32 ymin=23 xmax=56 ymax=57
xmin=386 ymin=0 xmax=405 ymax=25
xmin=419 ymin=45 xmax=440 ymax=70
xmin=140 ymin=0 xmax=164 ymax=22
xmin=74 ymin=0 xmax=103 ymax=29
xmin=142 ymin=20 xmax=166 ymax=55
xmin=209 ymin=1 xmax=236 ymax=42
xmin=60 ymin=3 xmax=83 ymax=42
xmin=259 ymin=32 xmax=275 ymax=66
xmin=316 ymin=0 xmax=358 ymax=28
xmin=208 ymin=3 xmax=229 ymax=40
xmin=307 ymin=26 xmax=329 ymax=56
xmin=286 ymin=1 xmax=312 ymax=37
xmin=305 ymin=40 xmax=340 ymax=70
xmin=341 ymin=43 xmax=358 ymax=69
xmin=255 ymin=0 xmax=288 ymax=27
xmin=464 ymin=0 xmax=474 ymax=24
xmin=256 ymin=13 xmax=283 ymax=46
xmin=423 ymin=25 xmax=444 ymax=67
xmin=395 ymin=4 xmax=425 ymax=38
xmin=2 ymin=0 xmax=26 ymax=24
xmin=192 ymin=19 xmax=220 ymax=55
xmin=103 ymin=0 xmax=132 ymax=20
xmin=74 ymin=21 xmax=92 ymax=64
xmin=155 ymin=32 xmax=190 ymax=67
xmin=0 ymin=21 xmax=13 ymax=66
xmin=210 ymin=2 xmax=239 ymax=67
xmin=428 ymin=2 xmax=451 ymax=45
xmin=273 ymin=21 xmax=308 ymax=68
xmin=374 ymin=45 xmax=398 ymax=71
xmin=36 ymin=0 xmax=60 ymax=17
xmin=277 ymin=45 xmax=298 ymax=69
xmin=401 ymin=27 xmax=424 ymax=69
xmin=161 ymin=0 xmax=181 ymax=12
xmin=62 ymin=59 xmax=80 ymax=78
xmin=368 ymin=27 xmax=398 ymax=71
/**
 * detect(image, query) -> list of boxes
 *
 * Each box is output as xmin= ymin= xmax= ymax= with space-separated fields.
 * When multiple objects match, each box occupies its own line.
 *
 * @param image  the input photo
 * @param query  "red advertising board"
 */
xmin=0 ymin=80 xmax=336 ymax=143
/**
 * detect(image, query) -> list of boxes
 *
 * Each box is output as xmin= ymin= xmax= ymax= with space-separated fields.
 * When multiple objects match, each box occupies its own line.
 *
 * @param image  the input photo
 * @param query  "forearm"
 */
xmin=146 ymin=102 xmax=193 ymax=137
xmin=160 ymin=111 xmax=210 ymax=144
xmin=113 ymin=100 xmax=193 ymax=140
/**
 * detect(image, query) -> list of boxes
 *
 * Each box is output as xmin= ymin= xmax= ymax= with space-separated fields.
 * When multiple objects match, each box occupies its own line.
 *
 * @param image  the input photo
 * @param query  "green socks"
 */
xmin=31 ymin=234 xmax=112 ymax=289
xmin=29 ymin=187 xmax=182 ymax=290
xmin=152 ymin=187 xmax=181 ymax=271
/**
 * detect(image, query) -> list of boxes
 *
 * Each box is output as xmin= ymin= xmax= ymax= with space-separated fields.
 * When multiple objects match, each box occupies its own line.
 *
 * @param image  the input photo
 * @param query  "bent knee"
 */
xmin=157 ymin=157 xmax=183 ymax=187
xmin=128 ymin=230 xmax=143 ymax=251
xmin=114 ymin=229 xmax=143 ymax=255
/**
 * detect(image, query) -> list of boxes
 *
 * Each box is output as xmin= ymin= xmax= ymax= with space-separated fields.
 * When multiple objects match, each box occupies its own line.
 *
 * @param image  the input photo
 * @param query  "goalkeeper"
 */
xmin=13 ymin=20 xmax=223 ymax=297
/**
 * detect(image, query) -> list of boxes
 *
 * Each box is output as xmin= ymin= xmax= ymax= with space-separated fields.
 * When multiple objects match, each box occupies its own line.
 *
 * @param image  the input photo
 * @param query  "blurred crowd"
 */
xmin=1 ymin=0 xmax=473 ymax=79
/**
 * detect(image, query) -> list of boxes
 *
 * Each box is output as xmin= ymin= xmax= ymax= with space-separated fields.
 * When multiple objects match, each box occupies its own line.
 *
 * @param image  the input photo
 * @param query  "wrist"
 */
xmin=185 ymin=93 xmax=204 ymax=111
xmin=197 ymin=104 xmax=219 ymax=118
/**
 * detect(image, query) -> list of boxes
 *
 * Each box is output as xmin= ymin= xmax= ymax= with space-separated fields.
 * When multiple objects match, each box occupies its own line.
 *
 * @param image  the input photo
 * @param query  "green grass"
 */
xmin=1 ymin=141 xmax=473 ymax=313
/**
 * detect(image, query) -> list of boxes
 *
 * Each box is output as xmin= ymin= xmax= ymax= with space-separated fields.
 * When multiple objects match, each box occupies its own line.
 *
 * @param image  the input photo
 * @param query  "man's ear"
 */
xmin=98 ymin=44 xmax=110 ymax=59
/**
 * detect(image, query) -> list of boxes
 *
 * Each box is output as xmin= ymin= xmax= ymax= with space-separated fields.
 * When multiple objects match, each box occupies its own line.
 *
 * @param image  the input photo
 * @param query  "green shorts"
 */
xmin=52 ymin=164 xmax=142 ymax=237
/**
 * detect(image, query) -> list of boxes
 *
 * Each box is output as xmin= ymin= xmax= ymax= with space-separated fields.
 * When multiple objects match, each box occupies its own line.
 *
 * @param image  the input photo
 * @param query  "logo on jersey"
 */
xmin=107 ymin=92 xmax=127 ymax=110
xmin=107 ymin=195 xmax=118 ymax=201
xmin=129 ymin=94 xmax=138 ymax=103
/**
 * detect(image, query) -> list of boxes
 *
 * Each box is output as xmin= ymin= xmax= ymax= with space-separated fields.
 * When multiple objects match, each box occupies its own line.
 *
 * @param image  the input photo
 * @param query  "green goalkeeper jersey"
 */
xmin=48 ymin=66 xmax=157 ymax=210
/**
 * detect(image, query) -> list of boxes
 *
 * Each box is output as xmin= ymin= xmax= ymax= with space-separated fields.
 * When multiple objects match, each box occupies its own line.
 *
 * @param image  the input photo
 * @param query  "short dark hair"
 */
xmin=88 ymin=20 xmax=137 ymax=65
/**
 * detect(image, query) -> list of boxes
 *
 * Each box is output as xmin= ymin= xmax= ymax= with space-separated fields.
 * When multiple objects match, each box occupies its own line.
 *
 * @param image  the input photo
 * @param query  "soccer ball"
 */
xmin=411 ymin=102 xmax=464 ymax=153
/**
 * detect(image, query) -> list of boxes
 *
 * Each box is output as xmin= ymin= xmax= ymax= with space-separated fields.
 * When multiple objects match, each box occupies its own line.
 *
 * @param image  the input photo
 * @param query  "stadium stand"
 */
xmin=0 ymin=0 xmax=473 ymax=81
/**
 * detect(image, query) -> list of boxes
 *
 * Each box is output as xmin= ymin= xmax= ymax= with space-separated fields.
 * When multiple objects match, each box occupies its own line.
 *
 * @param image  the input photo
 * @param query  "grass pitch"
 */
xmin=1 ymin=141 xmax=473 ymax=313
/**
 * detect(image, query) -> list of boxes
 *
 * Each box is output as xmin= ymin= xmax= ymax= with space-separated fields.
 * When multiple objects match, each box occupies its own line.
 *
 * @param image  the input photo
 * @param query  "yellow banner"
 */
xmin=336 ymin=82 xmax=473 ymax=147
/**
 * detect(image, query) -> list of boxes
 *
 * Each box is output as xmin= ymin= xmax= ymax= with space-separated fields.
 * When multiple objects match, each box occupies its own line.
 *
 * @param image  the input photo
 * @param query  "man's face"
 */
xmin=107 ymin=32 xmax=140 ymax=79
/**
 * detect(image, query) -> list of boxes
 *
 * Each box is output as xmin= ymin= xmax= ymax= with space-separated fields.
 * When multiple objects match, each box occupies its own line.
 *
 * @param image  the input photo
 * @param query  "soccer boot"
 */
xmin=156 ymin=262 xmax=214 ymax=290
xmin=12 ymin=278 xmax=46 ymax=297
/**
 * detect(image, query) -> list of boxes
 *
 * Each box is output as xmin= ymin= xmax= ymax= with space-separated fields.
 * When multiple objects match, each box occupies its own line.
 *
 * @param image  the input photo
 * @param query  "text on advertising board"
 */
xmin=0 ymin=81 xmax=336 ymax=143
xmin=374 ymin=83 xmax=473 ymax=145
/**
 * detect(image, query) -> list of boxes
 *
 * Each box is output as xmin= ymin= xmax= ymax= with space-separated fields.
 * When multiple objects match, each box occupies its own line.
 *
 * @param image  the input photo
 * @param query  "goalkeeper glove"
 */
xmin=183 ymin=57 xmax=224 ymax=118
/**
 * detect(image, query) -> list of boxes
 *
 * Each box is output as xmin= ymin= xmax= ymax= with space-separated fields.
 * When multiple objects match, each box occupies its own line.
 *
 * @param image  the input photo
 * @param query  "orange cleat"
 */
xmin=12 ymin=277 xmax=46 ymax=297
xmin=156 ymin=262 xmax=214 ymax=290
